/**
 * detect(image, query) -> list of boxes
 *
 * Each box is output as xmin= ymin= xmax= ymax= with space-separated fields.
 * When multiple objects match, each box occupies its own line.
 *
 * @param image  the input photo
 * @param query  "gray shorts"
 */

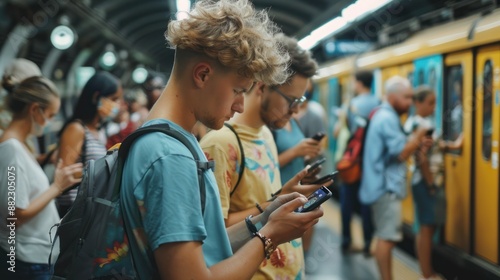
xmin=372 ymin=193 xmax=402 ymax=242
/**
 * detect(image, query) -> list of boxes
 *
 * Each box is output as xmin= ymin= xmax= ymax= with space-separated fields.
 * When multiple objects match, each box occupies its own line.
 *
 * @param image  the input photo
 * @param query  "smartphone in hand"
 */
xmin=307 ymin=157 xmax=326 ymax=174
xmin=426 ymin=128 xmax=434 ymax=137
xmin=311 ymin=171 xmax=338 ymax=185
xmin=311 ymin=132 xmax=325 ymax=141
xmin=295 ymin=186 xmax=332 ymax=212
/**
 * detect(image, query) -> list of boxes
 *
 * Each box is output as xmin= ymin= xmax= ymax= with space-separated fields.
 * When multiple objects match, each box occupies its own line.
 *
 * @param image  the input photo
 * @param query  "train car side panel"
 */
xmin=443 ymin=51 xmax=473 ymax=252
xmin=474 ymin=45 xmax=500 ymax=264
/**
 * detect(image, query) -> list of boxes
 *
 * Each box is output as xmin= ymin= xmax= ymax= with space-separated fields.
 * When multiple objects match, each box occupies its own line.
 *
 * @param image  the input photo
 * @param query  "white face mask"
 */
xmin=31 ymin=108 xmax=50 ymax=137
xmin=98 ymin=98 xmax=120 ymax=123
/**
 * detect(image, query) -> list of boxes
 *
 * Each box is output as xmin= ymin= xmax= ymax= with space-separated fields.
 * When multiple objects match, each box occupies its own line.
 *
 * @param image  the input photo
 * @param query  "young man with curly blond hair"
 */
xmin=120 ymin=0 xmax=324 ymax=279
xmin=200 ymin=33 xmax=324 ymax=279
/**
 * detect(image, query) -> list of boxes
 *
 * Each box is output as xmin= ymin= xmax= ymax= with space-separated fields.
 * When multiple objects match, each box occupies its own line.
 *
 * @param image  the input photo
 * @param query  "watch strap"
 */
xmin=245 ymin=215 xmax=258 ymax=235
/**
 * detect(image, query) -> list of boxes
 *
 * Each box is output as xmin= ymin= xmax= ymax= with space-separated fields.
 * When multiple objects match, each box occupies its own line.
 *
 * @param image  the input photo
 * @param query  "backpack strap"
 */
xmin=115 ymin=123 xmax=212 ymax=214
xmin=116 ymin=123 xmax=212 ymax=279
xmin=224 ymin=123 xmax=245 ymax=196
xmin=359 ymin=107 xmax=381 ymax=160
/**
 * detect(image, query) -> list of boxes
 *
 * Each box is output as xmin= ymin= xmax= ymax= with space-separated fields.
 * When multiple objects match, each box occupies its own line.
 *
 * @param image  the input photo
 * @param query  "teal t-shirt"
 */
xmin=121 ymin=119 xmax=232 ymax=278
xmin=273 ymin=119 xmax=305 ymax=185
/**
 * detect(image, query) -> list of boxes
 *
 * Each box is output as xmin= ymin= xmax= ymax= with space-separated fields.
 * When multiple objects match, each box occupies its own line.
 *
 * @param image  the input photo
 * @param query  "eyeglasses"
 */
xmin=271 ymin=87 xmax=306 ymax=110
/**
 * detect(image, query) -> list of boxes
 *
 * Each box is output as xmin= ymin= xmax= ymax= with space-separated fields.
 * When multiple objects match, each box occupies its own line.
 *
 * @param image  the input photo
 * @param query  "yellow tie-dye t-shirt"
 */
xmin=200 ymin=122 xmax=305 ymax=280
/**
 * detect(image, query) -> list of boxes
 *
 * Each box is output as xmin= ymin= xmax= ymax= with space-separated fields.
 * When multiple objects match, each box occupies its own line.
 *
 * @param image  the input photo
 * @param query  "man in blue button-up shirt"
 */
xmin=360 ymin=76 xmax=430 ymax=280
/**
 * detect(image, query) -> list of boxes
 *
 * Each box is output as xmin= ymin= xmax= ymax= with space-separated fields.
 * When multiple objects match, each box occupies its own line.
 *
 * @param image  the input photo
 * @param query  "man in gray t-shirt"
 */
xmin=297 ymin=83 xmax=327 ymax=139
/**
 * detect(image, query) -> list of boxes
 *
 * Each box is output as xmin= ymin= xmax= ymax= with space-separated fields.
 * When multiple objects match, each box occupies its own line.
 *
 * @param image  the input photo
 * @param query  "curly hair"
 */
xmin=275 ymin=33 xmax=317 ymax=80
xmin=165 ymin=0 xmax=289 ymax=85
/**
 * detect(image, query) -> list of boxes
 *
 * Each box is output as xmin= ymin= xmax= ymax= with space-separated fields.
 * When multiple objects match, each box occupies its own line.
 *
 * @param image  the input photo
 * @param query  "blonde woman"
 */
xmin=0 ymin=76 xmax=82 ymax=279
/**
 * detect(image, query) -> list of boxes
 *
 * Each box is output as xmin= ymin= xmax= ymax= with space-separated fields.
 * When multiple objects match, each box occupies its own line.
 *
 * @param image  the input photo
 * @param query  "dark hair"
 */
xmin=275 ymin=33 xmax=318 ymax=80
xmin=5 ymin=76 xmax=59 ymax=115
xmin=59 ymin=72 xmax=120 ymax=134
xmin=355 ymin=70 xmax=373 ymax=89
xmin=141 ymin=74 xmax=166 ymax=93
xmin=413 ymin=85 xmax=434 ymax=102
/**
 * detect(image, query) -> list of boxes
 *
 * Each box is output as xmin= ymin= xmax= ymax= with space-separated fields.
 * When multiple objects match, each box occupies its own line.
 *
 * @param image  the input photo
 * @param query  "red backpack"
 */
xmin=336 ymin=108 xmax=379 ymax=184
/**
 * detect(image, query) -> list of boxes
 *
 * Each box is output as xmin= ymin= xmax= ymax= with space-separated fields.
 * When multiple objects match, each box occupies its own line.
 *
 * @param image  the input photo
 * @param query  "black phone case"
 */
xmin=312 ymin=172 xmax=338 ymax=184
xmin=308 ymin=157 xmax=326 ymax=173
xmin=297 ymin=187 xmax=332 ymax=212
xmin=312 ymin=132 xmax=325 ymax=141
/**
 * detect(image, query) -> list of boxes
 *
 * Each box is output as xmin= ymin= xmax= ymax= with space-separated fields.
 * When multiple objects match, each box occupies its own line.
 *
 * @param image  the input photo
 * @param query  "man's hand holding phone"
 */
xmin=294 ymin=138 xmax=321 ymax=159
xmin=294 ymin=186 xmax=333 ymax=213
xmin=300 ymin=157 xmax=326 ymax=184
xmin=310 ymin=171 xmax=338 ymax=185
xmin=306 ymin=157 xmax=326 ymax=174
xmin=311 ymin=132 xmax=326 ymax=142
xmin=278 ymin=160 xmax=334 ymax=198
xmin=260 ymin=192 xmax=324 ymax=246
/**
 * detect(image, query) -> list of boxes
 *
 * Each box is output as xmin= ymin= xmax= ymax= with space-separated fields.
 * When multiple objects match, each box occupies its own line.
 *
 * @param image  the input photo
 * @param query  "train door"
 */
xmin=474 ymin=46 xmax=500 ymax=264
xmin=443 ymin=51 xmax=472 ymax=252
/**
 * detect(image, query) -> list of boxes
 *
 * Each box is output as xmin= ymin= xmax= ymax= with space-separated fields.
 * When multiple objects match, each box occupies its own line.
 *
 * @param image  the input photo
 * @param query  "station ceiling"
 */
xmin=1 ymin=0 xmax=494 ymax=78
xmin=1 ymin=0 xmax=352 ymax=74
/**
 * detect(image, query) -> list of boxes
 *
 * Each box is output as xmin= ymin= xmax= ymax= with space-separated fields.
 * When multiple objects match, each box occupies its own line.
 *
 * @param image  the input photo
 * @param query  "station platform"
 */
xmin=305 ymin=200 xmax=422 ymax=280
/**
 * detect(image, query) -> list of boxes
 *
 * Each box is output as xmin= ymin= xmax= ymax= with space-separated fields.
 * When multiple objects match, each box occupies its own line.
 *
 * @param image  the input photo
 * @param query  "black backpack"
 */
xmin=50 ymin=123 xmax=213 ymax=280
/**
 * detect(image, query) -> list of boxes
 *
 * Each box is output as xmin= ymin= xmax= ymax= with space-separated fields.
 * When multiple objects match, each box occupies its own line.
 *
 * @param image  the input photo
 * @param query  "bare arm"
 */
xmin=398 ymin=128 xmax=427 ymax=162
xmin=58 ymin=122 xmax=85 ymax=166
xmin=278 ymin=139 xmax=320 ymax=167
xmin=417 ymin=148 xmax=433 ymax=186
xmin=225 ymin=166 xmax=328 ymax=227
xmin=447 ymin=133 xmax=464 ymax=151
xmin=154 ymin=238 xmax=266 ymax=280
xmin=154 ymin=194 xmax=322 ymax=280
xmin=16 ymin=160 xmax=82 ymax=225
xmin=225 ymin=201 xmax=271 ymax=227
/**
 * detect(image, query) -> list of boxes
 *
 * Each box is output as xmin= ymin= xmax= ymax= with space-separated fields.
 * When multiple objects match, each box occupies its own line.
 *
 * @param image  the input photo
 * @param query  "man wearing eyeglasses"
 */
xmin=272 ymin=81 xmax=323 ymax=186
xmin=200 ymin=33 xmax=323 ymax=279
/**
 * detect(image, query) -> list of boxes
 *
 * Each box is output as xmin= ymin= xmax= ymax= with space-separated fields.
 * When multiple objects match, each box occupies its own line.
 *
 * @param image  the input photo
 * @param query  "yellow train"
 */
xmin=314 ymin=7 xmax=500 ymax=278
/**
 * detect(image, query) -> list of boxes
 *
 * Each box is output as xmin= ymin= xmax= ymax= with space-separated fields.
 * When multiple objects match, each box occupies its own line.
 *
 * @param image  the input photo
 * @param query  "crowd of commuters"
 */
xmin=0 ymin=0 xmax=449 ymax=279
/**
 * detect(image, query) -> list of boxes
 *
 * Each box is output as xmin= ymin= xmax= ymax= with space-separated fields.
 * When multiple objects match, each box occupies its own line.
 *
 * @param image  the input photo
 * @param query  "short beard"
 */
xmin=259 ymin=98 xmax=288 ymax=130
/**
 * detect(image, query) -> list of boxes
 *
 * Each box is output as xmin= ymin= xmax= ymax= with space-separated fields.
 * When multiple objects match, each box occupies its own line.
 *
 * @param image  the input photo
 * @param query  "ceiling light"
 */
xmin=101 ymin=51 xmax=117 ymax=68
xmin=132 ymin=66 xmax=148 ymax=84
xmin=299 ymin=0 xmax=393 ymax=50
xmin=176 ymin=0 xmax=191 ymax=20
xmin=50 ymin=25 xmax=75 ymax=50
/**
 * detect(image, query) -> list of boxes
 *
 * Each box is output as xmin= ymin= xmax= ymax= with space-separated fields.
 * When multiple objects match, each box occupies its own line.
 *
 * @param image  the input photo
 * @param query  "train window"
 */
xmin=407 ymin=72 xmax=414 ymax=85
xmin=417 ymin=70 xmax=425 ymax=86
xmin=444 ymin=65 xmax=463 ymax=154
xmin=482 ymin=60 xmax=493 ymax=160
xmin=429 ymin=67 xmax=437 ymax=89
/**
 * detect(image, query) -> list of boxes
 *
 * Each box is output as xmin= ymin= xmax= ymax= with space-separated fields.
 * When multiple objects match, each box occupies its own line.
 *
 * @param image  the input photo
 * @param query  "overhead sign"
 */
xmin=323 ymin=40 xmax=373 ymax=58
